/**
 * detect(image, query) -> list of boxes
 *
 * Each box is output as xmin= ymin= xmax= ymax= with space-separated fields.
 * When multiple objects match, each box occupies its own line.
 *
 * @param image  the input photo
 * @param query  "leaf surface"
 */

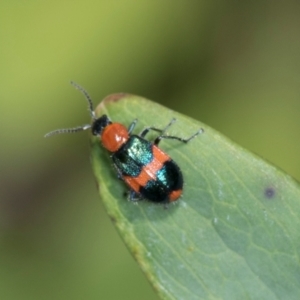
xmin=91 ymin=94 xmax=300 ymax=300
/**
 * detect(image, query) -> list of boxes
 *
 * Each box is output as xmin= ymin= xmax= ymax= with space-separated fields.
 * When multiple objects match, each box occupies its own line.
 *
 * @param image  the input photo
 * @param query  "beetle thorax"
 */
xmin=101 ymin=123 xmax=129 ymax=152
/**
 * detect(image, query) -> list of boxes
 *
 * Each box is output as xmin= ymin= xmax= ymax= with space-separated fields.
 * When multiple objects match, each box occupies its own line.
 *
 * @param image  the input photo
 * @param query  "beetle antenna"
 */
xmin=44 ymin=82 xmax=96 ymax=138
xmin=44 ymin=124 xmax=91 ymax=138
xmin=70 ymin=81 xmax=96 ymax=120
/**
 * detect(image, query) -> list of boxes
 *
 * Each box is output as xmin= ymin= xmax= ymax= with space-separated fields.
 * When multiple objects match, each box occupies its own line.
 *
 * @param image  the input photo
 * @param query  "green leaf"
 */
xmin=91 ymin=94 xmax=300 ymax=300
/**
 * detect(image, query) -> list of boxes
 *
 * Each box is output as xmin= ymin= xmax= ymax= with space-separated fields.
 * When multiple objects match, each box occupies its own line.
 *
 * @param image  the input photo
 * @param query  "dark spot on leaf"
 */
xmin=103 ymin=93 xmax=130 ymax=103
xmin=264 ymin=187 xmax=275 ymax=199
xmin=94 ymin=178 xmax=100 ymax=191
xmin=110 ymin=216 xmax=116 ymax=224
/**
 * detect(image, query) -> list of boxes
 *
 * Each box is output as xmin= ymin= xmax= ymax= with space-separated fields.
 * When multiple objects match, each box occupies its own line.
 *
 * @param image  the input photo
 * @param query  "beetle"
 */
xmin=45 ymin=82 xmax=203 ymax=204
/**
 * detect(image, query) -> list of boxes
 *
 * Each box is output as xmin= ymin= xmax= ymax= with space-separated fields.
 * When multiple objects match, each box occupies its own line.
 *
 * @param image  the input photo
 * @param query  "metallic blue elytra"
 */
xmin=112 ymin=136 xmax=153 ymax=177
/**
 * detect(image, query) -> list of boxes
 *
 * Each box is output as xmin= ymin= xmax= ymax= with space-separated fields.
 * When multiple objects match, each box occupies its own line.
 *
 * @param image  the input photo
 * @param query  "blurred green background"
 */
xmin=1 ymin=1 xmax=300 ymax=299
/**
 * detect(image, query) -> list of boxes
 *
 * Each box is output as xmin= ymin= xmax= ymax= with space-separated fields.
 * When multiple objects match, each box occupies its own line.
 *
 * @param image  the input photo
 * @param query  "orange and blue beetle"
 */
xmin=45 ymin=82 xmax=203 ymax=204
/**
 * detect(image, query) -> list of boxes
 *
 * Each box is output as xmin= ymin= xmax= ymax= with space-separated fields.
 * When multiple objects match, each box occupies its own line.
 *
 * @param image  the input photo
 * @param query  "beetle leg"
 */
xmin=128 ymin=119 xmax=138 ymax=134
xmin=128 ymin=190 xmax=143 ymax=202
xmin=154 ymin=128 xmax=204 ymax=145
xmin=140 ymin=118 xmax=176 ymax=141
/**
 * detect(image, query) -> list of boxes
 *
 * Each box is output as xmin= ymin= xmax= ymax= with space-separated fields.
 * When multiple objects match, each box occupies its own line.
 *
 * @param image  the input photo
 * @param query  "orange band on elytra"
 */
xmin=123 ymin=145 xmax=170 ymax=193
